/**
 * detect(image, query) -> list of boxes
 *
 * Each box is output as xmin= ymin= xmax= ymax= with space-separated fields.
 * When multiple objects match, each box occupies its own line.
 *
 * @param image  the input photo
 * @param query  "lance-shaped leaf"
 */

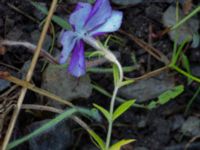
xmin=88 ymin=130 xmax=106 ymax=150
xmin=93 ymin=103 xmax=110 ymax=121
xmin=113 ymin=100 xmax=135 ymax=121
xmin=109 ymin=139 xmax=135 ymax=150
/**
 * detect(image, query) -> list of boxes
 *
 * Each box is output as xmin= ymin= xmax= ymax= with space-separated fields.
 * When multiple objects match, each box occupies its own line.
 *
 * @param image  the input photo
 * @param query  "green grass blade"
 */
xmin=109 ymin=139 xmax=135 ymax=150
xmin=88 ymin=130 xmax=106 ymax=150
xmin=93 ymin=104 xmax=110 ymax=121
xmin=31 ymin=1 xmax=71 ymax=29
xmin=8 ymin=108 xmax=77 ymax=149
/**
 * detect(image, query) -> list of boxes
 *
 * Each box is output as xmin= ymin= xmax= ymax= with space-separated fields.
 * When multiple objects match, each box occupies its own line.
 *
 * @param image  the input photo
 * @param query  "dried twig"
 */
xmin=2 ymin=0 xmax=58 ymax=149
xmin=133 ymin=66 xmax=169 ymax=81
xmin=119 ymin=29 xmax=170 ymax=65
xmin=0 ymin=71 xmax=92 ymax=143
xmin=0 ymin=72 xmax=73 ymax=107
xmin=0 ymin=40 xmax=58 ymax=64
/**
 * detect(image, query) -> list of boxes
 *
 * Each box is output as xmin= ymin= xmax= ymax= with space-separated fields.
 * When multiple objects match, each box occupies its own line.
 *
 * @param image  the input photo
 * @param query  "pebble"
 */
xmin=42 ymin=64 xmax=92 ymax=101
xmin=119 ymin=73 xmax=175 ymax=103
xmin=181 ymin=116 xmax=200 ymax=137
xmin=162 ymin=5 xmax=199 ymax=48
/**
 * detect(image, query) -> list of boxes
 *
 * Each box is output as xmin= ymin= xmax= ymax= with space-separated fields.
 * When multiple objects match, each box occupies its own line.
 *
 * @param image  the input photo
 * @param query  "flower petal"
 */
xmin=68 ymin=40 xmax=86 ymax=77
xmin=90 ymin=10 xmax=123 ymax=36
xmin=69 ymin=2 xmax=92 ymax=31
xmin=84 ymin=0 xmax=112 ymax=31
xmin=59 ymin=31 xmax=77 ymax=64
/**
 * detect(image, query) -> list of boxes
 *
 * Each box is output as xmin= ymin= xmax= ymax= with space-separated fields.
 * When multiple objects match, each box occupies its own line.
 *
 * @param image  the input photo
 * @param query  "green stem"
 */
xmin=105 ymin=86 xmax=119 ymax=150
xmin=171 ymin=6 xmax=200 ymax=30
xmin=170 ymin=65 xmax=200 ymax=83
xmin=184 ymin=86 xmax=200 ymax=115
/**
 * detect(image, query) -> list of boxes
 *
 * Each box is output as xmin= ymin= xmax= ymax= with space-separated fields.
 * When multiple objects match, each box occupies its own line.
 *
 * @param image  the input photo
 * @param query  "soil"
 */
xmin=0 ymin=1 xmax=200 ymax=150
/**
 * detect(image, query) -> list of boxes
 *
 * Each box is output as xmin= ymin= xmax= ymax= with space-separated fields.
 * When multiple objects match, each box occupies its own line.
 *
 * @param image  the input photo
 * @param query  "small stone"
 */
xmin=162 ymin=5 xmax=199 ymax=48
xmin=0 ymin=79 xmax=10 ymax=91
xmin=119 ymin=72 xmax=175 ymax=103
xmin=28 ymin=119 xmax=72 ymax=150
xmin=42 ymin=64 xmax=92 ymax=101
xmin=181 ymin=116 xmax=200 ymax=137
xmin=170 ymin=115 xmax=185 ymax=131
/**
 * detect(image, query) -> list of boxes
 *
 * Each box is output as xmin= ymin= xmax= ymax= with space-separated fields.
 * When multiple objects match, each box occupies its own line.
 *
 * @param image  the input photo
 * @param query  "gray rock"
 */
xmin=31 ymin=30 xmax=52 ymax=50
xmin=170 ymin=115 xmax=185 ymax=131
xmin=119 ymin=73 xmax=175 ymax=103
xmin=0 ymin=79 xmax=10 ymax=91
xmin=181 ymin=116 xmax=200 ymax=137
xmin=162 ymin=6 xmax=199 ymax=48
xmin=42 ymin=64 xmax=92 ymax=101
xmin=28 ymin=119 xmax=72 ymax=150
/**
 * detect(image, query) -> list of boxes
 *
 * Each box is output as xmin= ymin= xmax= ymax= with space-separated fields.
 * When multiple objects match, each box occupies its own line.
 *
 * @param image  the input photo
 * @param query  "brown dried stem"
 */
xmin=119 ymin=29 xmax=170 ymax=65
xmin=2 ymin=0 xmax=58 ymax=149
xmin=0 ymin=40 xmax=58 ymax=64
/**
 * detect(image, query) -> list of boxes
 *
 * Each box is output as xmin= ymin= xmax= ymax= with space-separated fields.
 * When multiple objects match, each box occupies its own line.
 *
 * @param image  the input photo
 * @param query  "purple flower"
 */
xmin=60 ymin=0 xmax=123 ymax=77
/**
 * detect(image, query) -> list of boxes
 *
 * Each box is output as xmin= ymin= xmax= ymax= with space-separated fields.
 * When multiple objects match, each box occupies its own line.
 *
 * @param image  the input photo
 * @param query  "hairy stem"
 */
xmin=105 ymin=86 xmax=119 ymax=149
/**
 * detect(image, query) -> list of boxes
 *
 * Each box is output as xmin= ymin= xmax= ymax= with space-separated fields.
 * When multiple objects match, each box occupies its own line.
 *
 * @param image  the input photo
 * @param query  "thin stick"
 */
xmin=0 ymin=40 xmax=58 ymax=64
xmin=2 ymin=0 xmax=58 ymax=149
xmin=21 ymin=104 xmax=91 ymax=131
xmin=21 ymin=104 xmax=63 ymax=114
xmin=0 ymin=72 xmax=93 ymax=143
xmin=119 ymin=30 xmax=170 ymax=65
xmin=133 ymin=66 xmax=169 ymax=81
xmin=0 ymin=72 xmax=73 ymax=107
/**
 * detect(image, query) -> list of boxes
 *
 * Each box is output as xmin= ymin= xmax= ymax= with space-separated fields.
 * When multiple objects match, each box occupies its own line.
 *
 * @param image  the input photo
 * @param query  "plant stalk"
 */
xmin=105 ymin=86 xmax=119 ymax=150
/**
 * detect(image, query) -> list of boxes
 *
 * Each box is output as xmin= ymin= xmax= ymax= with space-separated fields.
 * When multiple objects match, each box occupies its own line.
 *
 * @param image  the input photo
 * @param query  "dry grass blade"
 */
xmin=119 ymin=30 xmax=170 ymax=65
xmin=0 ymin=40 xmax=58 ymax=64
xmin=0 ymin=72 xmax=73 ymax=107
xmin=2 ymin=0 xmax=58 ymax=149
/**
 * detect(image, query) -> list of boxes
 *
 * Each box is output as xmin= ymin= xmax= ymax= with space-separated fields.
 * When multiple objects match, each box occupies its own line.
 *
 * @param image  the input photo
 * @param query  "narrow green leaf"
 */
xmin=182 ymin=53 xmax=191 ymax=74
xmin=31 ymin=1 xmax=71 ymax=29
xmin=77 ymin=107 xmax=101 ymax=122
xmin=113 ymin=64 xmax=120 ymax=86
xmin=119 ymin=79 xmax=134 ymax=88
xmin=147 ymin=101 xmax=157 ymax=110
xmin=88 ymin=50 xmax=104 ymax=58
xmin=182 ymin=53 xmax=192 ymax=83
xmin=93 ymin=104 xmax=110 ymax=121
xmin=158 ymin=85 xmax=184 ymax=105
xmin=113 ymin=100 xmax=135 ymax=121
xmin=8 ymin=108 xmax=77 ymax=149
xmin=88 ymin=130 xmax=106 ymax=150
xmin=109 ymin=139 xmax=135 ymax=150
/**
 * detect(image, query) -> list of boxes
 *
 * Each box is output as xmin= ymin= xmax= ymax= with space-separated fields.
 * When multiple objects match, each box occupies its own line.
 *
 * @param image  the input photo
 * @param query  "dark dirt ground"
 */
xmin=0 ymin=0 xmax=200 ymax=150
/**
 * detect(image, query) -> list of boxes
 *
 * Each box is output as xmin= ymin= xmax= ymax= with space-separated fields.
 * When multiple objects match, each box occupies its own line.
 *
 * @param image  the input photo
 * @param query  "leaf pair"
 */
xmin=147 ymin=85 xmax=184 ymax=109
xmin=88 ymin=129 xmax=135 ymax=150
xmin=94 ymin=100 xmax=135 ymax=122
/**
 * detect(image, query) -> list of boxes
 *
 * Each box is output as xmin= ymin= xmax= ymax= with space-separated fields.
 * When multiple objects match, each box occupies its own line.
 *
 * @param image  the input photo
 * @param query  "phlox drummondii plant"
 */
xmin=59 ymin=0 xmax=135 ymax=149
xmin=59 ymin=0 xmax=123 ymax=77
